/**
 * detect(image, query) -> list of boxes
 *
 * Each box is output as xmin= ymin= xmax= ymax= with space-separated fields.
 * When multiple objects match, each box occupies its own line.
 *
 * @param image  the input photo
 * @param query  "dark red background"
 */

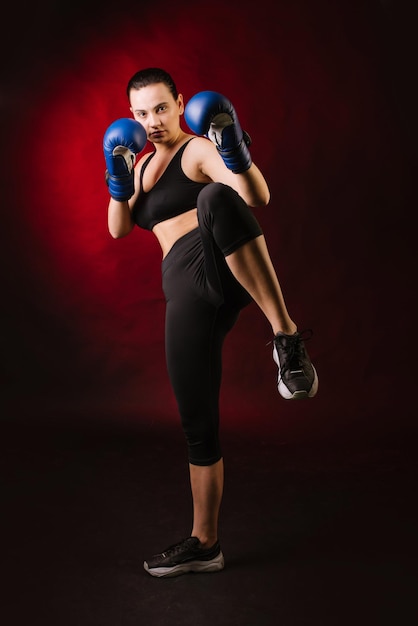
xmin=1 ymin=0 xmax=415 ymax=444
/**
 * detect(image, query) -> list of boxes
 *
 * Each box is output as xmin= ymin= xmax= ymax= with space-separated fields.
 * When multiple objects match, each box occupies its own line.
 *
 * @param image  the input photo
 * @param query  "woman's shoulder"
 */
xmin=183 ymin=134 xmax=218 ymax=162
xmin=135 ymin=149 xmax=155 ymax=169
xmin=181 ymin=135 xmax=216 ymax=182
xmin=184 ymin=134 xmax=212 ymax=149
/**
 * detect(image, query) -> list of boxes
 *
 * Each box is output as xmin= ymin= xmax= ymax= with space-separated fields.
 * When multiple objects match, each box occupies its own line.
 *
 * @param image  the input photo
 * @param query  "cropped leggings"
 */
xmin=161 ymin=183 xmax=263 ymax=466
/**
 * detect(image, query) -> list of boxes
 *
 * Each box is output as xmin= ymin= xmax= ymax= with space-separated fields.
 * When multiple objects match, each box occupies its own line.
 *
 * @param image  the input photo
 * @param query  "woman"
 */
xmin=104 ymin=67 xmax=318 ymax=577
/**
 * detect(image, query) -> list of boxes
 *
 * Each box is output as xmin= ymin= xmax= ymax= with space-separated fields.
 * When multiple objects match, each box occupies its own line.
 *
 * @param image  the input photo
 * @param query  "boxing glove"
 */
xmin=184 ymin=91 xmax=252 ymax=174
xmin=103 ymin=118 xmax=147 ymax=201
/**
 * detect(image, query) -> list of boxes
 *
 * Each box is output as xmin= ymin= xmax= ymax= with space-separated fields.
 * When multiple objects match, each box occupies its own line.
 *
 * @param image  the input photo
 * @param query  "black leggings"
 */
xmin=161 ymin=183 xmax=263 ymax=466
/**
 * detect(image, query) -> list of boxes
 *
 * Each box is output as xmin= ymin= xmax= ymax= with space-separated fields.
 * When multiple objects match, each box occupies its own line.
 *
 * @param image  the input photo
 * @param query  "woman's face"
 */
xmin=129 ymin=82 xmax=184 ymax=144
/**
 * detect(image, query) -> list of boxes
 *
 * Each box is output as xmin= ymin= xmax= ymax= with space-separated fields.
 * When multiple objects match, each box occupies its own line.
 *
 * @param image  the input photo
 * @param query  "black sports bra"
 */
xmin=132 ymin=138 xmax=208 ymax=231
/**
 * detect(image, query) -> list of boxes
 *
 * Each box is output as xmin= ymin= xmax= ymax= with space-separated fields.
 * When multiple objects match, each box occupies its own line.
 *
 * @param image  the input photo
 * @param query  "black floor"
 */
xmin=3 ymin=418 xmax=417 ymax=626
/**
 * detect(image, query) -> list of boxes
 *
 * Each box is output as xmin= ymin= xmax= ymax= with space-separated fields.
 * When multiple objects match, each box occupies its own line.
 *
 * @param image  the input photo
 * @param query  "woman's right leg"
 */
xmin=160 ymin=229 xmax=241 ymax=546
xmin=164 ymin=295 xmax=238 ymax=547
xmin=189 ymin=458 xmax=224 ymax=548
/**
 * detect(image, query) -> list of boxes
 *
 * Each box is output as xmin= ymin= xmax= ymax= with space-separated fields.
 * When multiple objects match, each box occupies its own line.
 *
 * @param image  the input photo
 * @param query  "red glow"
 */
xmin=4 ymin=1 xmax=407 ymax=436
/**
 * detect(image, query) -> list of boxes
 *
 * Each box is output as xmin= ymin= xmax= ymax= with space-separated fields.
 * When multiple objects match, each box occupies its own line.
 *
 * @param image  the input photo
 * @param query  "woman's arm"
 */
xmin=107 ymin=197 xmax=135 ymax=239
xmin=183 ymin=92 xmax=271 ymax=207
xmin=107 ymin=152 xmax=149 ymax=238
xmin=185 ymin=137 xmax=270 ymax=207
xmin=103 ymin=118 xmax=148 ymax=238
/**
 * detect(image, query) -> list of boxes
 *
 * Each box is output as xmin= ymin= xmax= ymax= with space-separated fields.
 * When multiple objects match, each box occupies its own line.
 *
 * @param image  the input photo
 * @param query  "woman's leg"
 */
xmin=225 ymin=234 xmax=297 ymax=336
xmin=197 ymin=182 xmax=318 ymax=400
xmin=189 ymin=458 xmax=224 ymax=547
xmin=166 ymin=297 xmax=233 ymax=548
xmin=161 ymin=230 xmax=242 ymax=546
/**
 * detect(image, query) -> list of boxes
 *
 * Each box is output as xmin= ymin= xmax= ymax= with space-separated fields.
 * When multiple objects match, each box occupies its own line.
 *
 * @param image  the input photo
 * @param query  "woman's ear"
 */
xmin=178 ymin=93 xmax=184 ymax=115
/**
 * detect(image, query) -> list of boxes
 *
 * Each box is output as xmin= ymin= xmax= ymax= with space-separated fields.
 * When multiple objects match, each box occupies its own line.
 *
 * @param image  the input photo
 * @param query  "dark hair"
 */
xmin=126 ymin=67 xmax=179 ymax=101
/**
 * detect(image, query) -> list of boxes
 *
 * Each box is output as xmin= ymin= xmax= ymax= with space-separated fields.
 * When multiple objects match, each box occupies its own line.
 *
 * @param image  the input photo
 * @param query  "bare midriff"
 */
xmin=152 ymin=208 xmax=199 ymax=258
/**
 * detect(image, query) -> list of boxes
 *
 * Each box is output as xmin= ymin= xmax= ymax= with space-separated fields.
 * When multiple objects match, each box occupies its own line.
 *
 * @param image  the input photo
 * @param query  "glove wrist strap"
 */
xmin=218 ymin=140 xmax=252 ymax=174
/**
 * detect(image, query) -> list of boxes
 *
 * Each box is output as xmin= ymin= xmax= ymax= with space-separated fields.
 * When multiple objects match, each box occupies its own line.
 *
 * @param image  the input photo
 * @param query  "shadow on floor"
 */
xmin=2 ymin=417 xmax=417 ymax=626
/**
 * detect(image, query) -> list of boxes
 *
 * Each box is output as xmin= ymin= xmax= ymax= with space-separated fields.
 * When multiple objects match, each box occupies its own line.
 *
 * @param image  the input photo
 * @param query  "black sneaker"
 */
xmin=273 ymin=330 xmax=318 ymax=400
xmin=144 ymin=537 xmax=224 ymax=578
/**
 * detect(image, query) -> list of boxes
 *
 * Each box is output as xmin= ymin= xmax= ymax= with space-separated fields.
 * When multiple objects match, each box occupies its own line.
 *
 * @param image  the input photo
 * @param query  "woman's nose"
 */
xmin=149 ymin=113 xmax=161 ymax=127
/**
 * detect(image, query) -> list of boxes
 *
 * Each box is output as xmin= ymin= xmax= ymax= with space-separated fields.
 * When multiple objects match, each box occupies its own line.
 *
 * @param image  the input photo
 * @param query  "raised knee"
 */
xmin=198 ymin=182 xmax=237 ymax=207
xmin=197 ymin=183 xmax=241 ymax=224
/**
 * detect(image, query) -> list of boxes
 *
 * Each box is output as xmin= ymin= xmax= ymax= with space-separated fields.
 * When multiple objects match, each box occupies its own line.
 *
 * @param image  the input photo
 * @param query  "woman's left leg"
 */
xmin=225 ymin=234 xmax=297 ymax=336
xmin=197 ymin=182 xmax=318 ymax=400
xmin=198 ymin=182 xmax=295 ymax=335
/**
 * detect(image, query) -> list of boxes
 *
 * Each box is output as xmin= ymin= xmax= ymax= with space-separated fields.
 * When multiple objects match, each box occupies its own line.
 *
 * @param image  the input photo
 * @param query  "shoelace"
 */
xmin=161 ymin=538 xmax=197 ymax=558
xmin=272 ymin=329 xmax=314 ymax=376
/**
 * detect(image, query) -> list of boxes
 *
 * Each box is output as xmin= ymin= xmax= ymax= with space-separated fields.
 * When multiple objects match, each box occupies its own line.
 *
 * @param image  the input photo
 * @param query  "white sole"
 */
xmin=273 ymin=346 xmax=319 ymax=400
xmin=144 ymin=551 xmax=225 ymax=578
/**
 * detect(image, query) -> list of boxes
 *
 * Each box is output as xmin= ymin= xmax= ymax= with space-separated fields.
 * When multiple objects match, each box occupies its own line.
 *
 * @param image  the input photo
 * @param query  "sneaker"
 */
xmin=273 ymin=330 xmax=318 ymax=400
xmin=143 ymin=537 xmax=224 ymax=578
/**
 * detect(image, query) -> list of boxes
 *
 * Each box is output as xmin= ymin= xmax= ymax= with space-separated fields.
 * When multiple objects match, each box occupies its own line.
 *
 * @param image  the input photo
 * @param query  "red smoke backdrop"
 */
xmin=1 ymin=0 xmax=415 ymax=442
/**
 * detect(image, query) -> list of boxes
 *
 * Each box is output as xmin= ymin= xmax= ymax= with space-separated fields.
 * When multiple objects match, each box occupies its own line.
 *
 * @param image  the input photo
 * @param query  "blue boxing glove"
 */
xmin=184 ymin=91 xmax=252 ymax=174
xmin=103 ymin=118 xmax=147 ymax=201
